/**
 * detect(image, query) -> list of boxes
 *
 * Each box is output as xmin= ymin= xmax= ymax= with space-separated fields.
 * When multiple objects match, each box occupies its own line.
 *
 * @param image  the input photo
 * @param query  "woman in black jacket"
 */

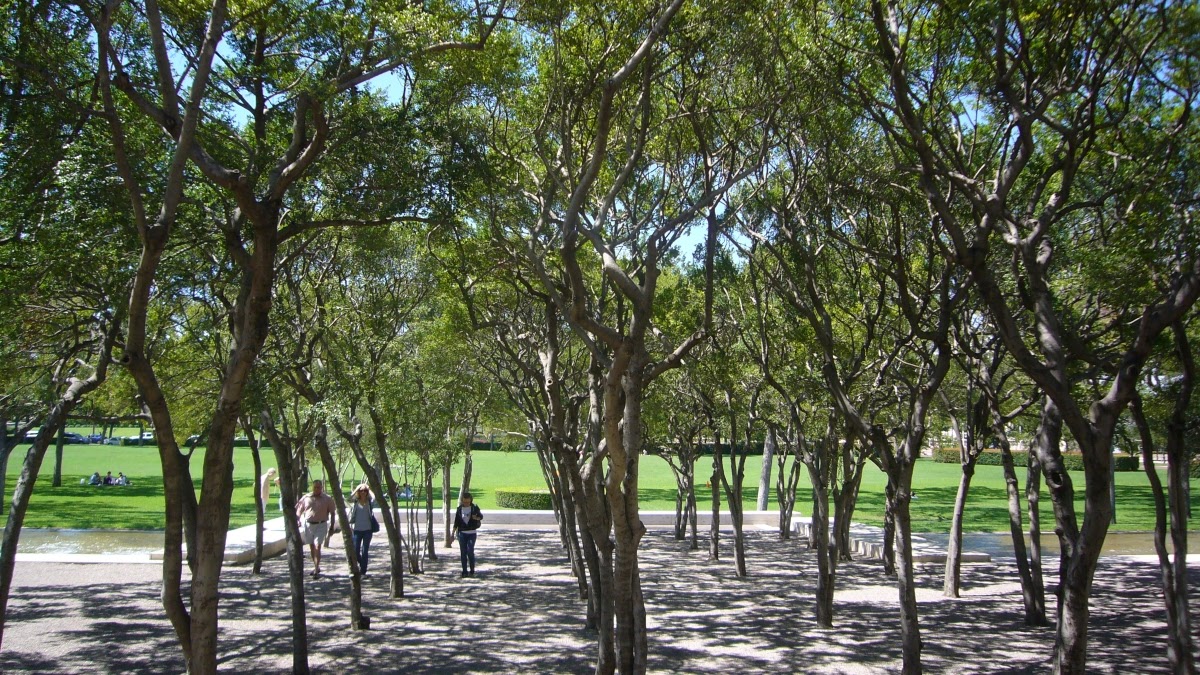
xmin=452 ymin=492 xmax=483 ymax=577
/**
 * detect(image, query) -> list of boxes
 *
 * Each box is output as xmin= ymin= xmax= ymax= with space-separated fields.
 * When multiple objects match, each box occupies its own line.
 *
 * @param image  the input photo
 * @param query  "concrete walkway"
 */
xmin=0 ymin=528 xmax=1193 ymax=673
xmin=18 ymin=510 xmax=989 ymax=566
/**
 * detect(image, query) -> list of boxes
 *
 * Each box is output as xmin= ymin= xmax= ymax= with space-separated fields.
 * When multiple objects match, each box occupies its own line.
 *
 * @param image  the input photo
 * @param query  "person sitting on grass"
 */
xmin=103 ymin=471 xmax=114 ymax=485
xmin=88 ymin=472 xmax=102 ymax=486
xmin=116 ymin=472 xmax=130 ymax=486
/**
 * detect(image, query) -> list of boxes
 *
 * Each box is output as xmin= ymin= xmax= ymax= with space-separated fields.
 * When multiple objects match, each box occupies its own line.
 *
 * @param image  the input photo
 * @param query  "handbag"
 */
xmin=370 ymin=513 xmax=380 ymax=533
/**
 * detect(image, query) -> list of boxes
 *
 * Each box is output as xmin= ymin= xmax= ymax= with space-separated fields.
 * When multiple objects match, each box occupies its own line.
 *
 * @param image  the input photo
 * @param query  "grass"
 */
xmin=4 ymin=426 xmax=1195 ymax=533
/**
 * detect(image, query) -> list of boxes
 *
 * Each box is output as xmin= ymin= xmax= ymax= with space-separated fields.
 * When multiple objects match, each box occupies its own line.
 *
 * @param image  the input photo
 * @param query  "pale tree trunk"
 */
xmin=461 ymin=448 xmax=474 ymax=496
xmin=51 ymin=428 xmax=64 ymax=488
xmin=758 ymin=427 xmax=775 ymax=511
xmin=261 ymin=413 xmax=309 ymax=673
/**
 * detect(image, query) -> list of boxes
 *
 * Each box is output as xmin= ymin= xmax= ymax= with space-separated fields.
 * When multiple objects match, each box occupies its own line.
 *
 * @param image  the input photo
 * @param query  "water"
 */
xmin=920 ymin=530 xmax=1199 ymax=559
xmin=15 ymin=529 xmax=163 ymax=555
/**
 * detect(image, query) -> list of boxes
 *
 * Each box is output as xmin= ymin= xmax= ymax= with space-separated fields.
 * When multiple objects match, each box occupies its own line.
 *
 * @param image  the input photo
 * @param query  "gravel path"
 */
xmin=1 ymin=529 xmax=1195 ymax=673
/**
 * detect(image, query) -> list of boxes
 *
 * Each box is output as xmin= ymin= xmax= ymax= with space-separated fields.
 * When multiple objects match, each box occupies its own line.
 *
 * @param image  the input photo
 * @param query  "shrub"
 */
xmin=494 ymin=489 xmax=553 ymax=510
xmin=931 ymin=448 xmax=1139 ymax=472
xmin=1113 ymin=455 xmax=1140 ymax=472
xmin=1190 ymin=458 xmax=1200 ymax=479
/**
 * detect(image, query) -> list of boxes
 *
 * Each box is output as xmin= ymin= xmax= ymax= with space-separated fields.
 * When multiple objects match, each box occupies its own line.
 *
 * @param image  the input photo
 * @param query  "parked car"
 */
xmin=104 ymin=437 xmax=122 ymax=445
xmin=21 ymin=429 xmax=39 ymax=442
xmin=86 ymin=434 xmax=105 ymax=444
xmin=62 ymin=432 xmax=86 ymax=444
xmin=124 ymin=432 xmax=156 ymax=446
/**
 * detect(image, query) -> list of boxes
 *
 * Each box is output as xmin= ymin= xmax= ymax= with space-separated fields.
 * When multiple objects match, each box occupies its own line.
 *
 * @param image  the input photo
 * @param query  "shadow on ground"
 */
xmin=0 ymin=529 xmax=1195 ymax=673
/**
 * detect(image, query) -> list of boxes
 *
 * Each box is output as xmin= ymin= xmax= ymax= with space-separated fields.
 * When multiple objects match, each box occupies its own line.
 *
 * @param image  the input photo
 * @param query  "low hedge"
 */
xmin=495 ymin=489 xmax=553 ymax=510
xmin=931 ymin=447 xmax=1140 ymax=472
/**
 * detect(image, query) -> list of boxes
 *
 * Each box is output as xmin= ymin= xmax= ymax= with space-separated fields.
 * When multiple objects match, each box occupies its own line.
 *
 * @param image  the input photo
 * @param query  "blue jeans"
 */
xmin=352 ymin=529 xmax=373 ymax=574
xmin=457 ymin=531 xmax=477 ymax=572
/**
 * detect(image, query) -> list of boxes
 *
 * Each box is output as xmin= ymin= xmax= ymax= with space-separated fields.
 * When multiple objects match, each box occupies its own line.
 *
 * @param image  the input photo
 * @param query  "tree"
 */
xmin=850 ymin=1 xmax=1200 ymax=670
xmin=89 ymin=0 xmax=507 ymax=668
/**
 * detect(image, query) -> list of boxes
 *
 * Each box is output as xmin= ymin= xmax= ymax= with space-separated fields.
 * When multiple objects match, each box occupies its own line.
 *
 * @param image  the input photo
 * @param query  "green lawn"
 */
xmin=4 ymin=427 xmax=1194 ymax=533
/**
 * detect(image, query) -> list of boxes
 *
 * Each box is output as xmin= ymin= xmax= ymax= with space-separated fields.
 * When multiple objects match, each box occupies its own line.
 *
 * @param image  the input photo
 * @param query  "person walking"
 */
xmin=347 ymin=484 xmax=376 ymax=576
xmin=451 ymin=492 xmax=483 ymax=577
xmin=295 ymin=479 xmax=336 ymax=577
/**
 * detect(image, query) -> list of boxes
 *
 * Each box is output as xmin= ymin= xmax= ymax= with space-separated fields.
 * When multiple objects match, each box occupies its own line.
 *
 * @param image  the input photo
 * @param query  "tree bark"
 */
xmin=996 ymin=427 xmax=1047 ymax=626
xmin=246 ymin=419 xmax=265 ymax=575
xmin=1131 ymin=325 xmax=1195 ymax=674
xmin=942 ymin=461 xmax=975 ymax=597
xmin=261 ymin=413 xmax=309 ymax=673
xmin=314 ymin=425 xmax=364 ymax=629
xmin=708 ymin=434 xmax=722 ymax=561
xmin=51 ymin=428 xmax=64 ymax=488
xmin=757 ymin=426 xmax=775 ymax=511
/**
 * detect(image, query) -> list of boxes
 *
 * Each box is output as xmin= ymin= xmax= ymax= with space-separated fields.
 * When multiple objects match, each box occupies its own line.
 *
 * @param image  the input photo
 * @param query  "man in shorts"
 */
xmin=295 ymin=479 xmax=336 ymax=577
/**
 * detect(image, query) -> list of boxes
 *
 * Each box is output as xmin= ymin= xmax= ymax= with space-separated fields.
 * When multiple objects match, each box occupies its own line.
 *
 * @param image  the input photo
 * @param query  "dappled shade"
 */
xmin=0 ymin=529 xmax=1192 ymax=672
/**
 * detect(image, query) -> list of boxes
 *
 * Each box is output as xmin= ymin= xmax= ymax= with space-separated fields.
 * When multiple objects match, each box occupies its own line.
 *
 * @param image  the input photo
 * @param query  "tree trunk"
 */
xmin=607 ymin=353 xmax=649 ymax=674
xmin=263 ymin=415 xmax=310 ymax=674
xmin=0 ymin=443 xmax=11 ymax=518
xmin=461 ymin=448 xmax=473 ymax=496
xmin=942 ymin=460 xmax=975 ymax=597
xmin=997 ymin=429 xmax=1046 ymax=625
xmin=835 ymin=442 xmax=865 ymax=562
xmin=339 ymin=414 xmax=405 ymax=598
xmin=758 ymin=427 xmax=775 ymax=511
xmin=0 ymin=425 xmax=63 ymax=650
xmin=1132 ymin=328 xmax=1196 ymax=674
xmin=776 ymin=437 xmax=802 ymax=540
xmin=423 ymin=457 xmax=436 ymax=561
xmin=314 ymin=426 xmax=364 ymax=629
xmin=882 ymin=476 xmax=897 ymax=577
xmin=442 ymin=457 xmax=453 ymax=548
xmin=709 ymin=437 xmax=722 ymax=561
xmin=246 ymin=421 xmax=265 ymax=575
xmin=51 ymin=428 xmax=64 ymax=488
xmin=0 ymin=322 xmax=119 ymax=651
xmin=1025 ymin=439 xmax=1046 ymax=621
xmin=892 ymin=460 xmax=922 ymax=675
xmin=808 ymin=462 xmax=835 ymax=627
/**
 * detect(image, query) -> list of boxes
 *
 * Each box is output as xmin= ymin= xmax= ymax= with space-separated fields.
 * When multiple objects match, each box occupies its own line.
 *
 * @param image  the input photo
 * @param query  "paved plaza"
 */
xmin=0 ymin=528 xmax=1195 ymax=673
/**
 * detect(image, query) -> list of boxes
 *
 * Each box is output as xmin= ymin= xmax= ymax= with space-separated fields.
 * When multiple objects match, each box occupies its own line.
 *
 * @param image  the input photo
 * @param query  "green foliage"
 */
xmin=494 ymin=488 xmax=553 ymax=510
